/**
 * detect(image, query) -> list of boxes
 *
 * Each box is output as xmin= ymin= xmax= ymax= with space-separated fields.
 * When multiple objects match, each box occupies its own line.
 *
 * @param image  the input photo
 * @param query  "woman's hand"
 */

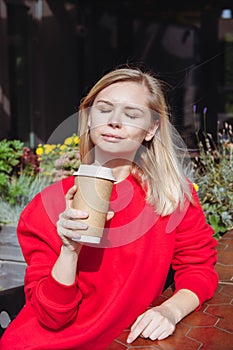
xmin=127 ymin=289 xmax=199 ymax=344
xmin=57 ymin=185 xmax=89 ymax=252
xmin=127 ymin=304 xmax=176 ymax=343
xmin=57 ymin=185 xmax=114 ymax=252
xmin=53 ymin=185 xmax=114 ymax=285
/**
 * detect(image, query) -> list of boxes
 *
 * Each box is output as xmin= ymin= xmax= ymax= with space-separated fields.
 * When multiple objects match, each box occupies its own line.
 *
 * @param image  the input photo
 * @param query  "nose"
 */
xmin=107 ymin=108 xmax=122 ymax=128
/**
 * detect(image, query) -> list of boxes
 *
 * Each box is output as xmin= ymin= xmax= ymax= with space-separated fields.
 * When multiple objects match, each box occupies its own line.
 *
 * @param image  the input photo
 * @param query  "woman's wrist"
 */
xmin=160 ymin=289 xmax=200 ymax=324
xmin=61 ymin=243 xmax=82 ymax=256
xmin=51 ymin=245 xmax=80 ymax=286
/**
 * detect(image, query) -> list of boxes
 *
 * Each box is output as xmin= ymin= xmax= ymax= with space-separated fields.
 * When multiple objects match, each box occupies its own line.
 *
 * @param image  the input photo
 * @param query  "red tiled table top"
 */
xmin=107 ymin=230 xmax=233 ymax=350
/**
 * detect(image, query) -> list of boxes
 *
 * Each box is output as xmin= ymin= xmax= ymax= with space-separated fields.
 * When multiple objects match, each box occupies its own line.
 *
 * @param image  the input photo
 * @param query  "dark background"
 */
xmin=0 ymin=0 xmax=233 ymax=148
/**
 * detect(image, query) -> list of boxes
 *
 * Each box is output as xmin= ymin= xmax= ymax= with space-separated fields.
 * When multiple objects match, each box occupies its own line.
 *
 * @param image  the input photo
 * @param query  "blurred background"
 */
xmin=0 ymin=0 xmax=233 ymax=148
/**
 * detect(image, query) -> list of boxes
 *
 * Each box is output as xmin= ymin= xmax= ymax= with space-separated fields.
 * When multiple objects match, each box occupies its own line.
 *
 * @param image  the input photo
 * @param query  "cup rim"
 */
xmin=73 ymin=164 xmax=116 ymax=182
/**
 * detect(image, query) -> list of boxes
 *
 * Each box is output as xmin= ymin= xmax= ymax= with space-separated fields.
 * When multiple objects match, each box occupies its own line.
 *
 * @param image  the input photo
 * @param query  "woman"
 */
xmin=0 ymin=67 xmax=218 ymax=349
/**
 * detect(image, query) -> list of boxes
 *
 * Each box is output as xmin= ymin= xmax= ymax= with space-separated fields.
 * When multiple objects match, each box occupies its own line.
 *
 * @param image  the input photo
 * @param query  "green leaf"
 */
xmin=209 ymin=215 xmax=219 ymax=226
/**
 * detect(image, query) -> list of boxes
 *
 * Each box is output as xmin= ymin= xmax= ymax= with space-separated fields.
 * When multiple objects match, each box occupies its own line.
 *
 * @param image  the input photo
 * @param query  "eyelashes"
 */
xmin=94 ymin=106 xmax=143 ymax=119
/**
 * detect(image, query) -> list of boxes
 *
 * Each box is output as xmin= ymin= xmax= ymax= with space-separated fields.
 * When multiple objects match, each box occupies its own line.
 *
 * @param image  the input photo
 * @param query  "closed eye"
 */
xmin=94 ymin=101 xmax=113 ymax=114
xmin=125 ymin=113 xmax=137 ymax=119
xmin=124 ymin=107 xmax=144 ymax=119
xmin=95 ymin=105 xmax=113 ymax=113
xmin=100 ymin=109 xmax=112 ymax=113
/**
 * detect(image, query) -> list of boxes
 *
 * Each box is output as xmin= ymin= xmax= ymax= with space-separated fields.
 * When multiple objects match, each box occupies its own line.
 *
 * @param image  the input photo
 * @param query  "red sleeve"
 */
xmin=172 ymin=187 xmax=218 ymax=308
xmin=17 ymin=179 xmax=83 ymax=330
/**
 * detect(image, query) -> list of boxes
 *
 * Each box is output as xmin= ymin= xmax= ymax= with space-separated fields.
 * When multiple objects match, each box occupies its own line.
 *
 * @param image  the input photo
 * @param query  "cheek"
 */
xmin=89 ymin=118 xmax=105 ymax=138
xmin=89 ymin=126 xmax=105 ymax=146
xmin=89 ymin=128 xmax=98 ymax=143
xmin=90 ymin=113 xmax=107 ymax=128
xmin=128 ymin=126 xmax=148 ymax=141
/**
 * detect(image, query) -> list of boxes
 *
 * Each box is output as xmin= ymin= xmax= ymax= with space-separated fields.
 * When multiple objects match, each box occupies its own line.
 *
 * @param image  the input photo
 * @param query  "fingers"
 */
xmin=57 ymin=222 xmax=86 ymax=240
xmin=61 ymin=207 xmax=89 ymax=221
xmin=66 ymin=186 xmax=114 ymax=221
xmin=57 ymin=186 xmax=114 ymax=249
xmin=57 ymin=186 xmax=89 ymax=247
xmin=59 ymin=216 xmax=87 ymax=230
xmin=57 ymin=210 xmax=88 ymax=235
xmin=127 ymin=312 xmax=152 ymax=344
xmin=66 ymin=185 xmax=78 ymax=204
xmin=57 ymin=213 xmax=87 ymax=250
xmin=127 ymin=308 xmax=175 ymax=344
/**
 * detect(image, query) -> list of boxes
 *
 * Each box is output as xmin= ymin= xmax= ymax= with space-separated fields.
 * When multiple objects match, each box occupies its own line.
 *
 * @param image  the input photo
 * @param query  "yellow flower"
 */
xmin=44 ymin=144 xmax=56 ymax=154
xmin=193 ymin=183 xmax=199 ymax=192
xmin=59 ymin=144 xmax=68 ymax=155
xmin=64 ymin=135 xmax=80 ymax=146
xmin=73 ymin=135 xmax=80 ymax=145
xmin=64 ymin=136 xmax=73 ymax=146
xmin=60 ymin=144 xmax=68 ymax=151
xmin=36 ymin=147 xmax=43 ymax=156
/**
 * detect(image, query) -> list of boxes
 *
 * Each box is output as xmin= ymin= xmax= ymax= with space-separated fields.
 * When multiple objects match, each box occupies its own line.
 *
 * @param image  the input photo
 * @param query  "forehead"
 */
xmin=94 ymin=81 xmax=150 ymax=108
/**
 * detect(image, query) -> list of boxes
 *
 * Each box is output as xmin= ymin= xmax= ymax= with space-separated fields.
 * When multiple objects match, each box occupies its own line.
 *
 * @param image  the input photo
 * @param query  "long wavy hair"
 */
xmin=78 ymin=67 xmax=193 ymax=216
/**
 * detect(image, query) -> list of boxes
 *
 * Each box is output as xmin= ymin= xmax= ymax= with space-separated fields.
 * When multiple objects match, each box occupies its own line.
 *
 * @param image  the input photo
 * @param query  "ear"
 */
xmin=144 ymin=121 xmax=159 ymax=141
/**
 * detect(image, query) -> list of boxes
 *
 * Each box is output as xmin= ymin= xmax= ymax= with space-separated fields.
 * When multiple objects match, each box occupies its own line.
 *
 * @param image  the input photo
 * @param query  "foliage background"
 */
xmin=0 ymin=135 xmax=80 ymax=225
xmin=193 ymin=123 xmax=233 ymax=238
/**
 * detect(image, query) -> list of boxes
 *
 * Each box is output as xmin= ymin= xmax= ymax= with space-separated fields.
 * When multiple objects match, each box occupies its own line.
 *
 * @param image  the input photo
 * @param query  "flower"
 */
xmin=203 ymin=107 xmax=208 ymax=115
xmin=35 ymin=134 xmax=81 ymax=182
xmin=59 ymin=144 xmax=68 ymax=154
xmin=36 ymin=146 xmax=43 ymax=156
xmin=73 ymin=136 xmax=80 ymax=145
xmin=64 ymin=135 xmax=80 ymax=146
xmin=193 ymin=183 xmax=199 ymax=192
xmin=44 ymin=144 xmax=56 ymax=155
xmin=64 ymin=136 xmax=73 ymax=146
xmin=192 ymin=121 xmax=233 ymax=237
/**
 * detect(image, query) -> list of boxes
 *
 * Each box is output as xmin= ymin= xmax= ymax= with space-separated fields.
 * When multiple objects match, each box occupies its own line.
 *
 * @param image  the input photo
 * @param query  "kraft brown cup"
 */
xmin=73 ymin=165 xmax=115 ymax=244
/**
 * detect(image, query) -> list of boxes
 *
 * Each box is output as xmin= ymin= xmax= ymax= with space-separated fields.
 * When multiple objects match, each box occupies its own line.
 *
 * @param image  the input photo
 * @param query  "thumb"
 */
xmin=106 ymin=211 xmax=114 ymax=221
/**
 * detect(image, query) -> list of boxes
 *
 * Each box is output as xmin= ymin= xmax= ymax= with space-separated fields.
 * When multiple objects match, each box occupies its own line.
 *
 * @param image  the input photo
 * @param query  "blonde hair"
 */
xmin=78 ymin=67 xmax=192 ymax=216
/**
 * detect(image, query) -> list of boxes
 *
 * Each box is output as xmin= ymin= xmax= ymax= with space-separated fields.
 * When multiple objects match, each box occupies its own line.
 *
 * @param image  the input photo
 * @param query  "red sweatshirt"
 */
xmin=0 ymin=174 xmax=218 ymax=350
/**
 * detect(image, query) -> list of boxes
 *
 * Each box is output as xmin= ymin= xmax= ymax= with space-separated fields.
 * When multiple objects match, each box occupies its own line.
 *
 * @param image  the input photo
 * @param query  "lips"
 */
xmin=101 ymin=133 xmax=124 ymax=142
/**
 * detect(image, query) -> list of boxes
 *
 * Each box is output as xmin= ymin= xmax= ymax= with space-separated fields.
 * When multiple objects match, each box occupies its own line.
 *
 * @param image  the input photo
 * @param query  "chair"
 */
xmin=0 ymin=285 xmax=25 ymax=337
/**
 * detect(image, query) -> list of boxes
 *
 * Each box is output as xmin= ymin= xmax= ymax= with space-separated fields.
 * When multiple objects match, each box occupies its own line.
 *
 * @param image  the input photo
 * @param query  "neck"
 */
xmin=94 ymin=158 xmax=132 ymax=183
xmin=93 ymin=148 xmax=136 ymax=182
xmin=111 ymin=163 xmax=132 ymax=183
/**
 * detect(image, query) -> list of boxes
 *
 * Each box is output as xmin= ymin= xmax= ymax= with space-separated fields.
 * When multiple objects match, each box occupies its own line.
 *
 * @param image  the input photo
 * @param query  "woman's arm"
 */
xmin=18 ymin=181 xmax=114 ymax=330
xmin=52 ymin=185 xmax=88 ymax=285
xmin=17 ymin=182 xmax=88 ymax=330
xmin=127 ymin=185 xmax=218 ymax=343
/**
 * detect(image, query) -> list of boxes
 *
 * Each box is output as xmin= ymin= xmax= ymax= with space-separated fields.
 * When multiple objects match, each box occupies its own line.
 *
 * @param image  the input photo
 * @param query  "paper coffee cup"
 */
xmin=73 ymin=165 xmax=115 ymax=244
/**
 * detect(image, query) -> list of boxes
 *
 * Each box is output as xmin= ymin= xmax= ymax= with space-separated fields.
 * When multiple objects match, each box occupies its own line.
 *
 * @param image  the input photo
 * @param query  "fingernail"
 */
xmin=80 ymin=223 xmax=88 ymax=229
xmin=126 ymin=336 xmax=132 ymax=344
xmin=80 ymin=211 xmax=88 ymax=217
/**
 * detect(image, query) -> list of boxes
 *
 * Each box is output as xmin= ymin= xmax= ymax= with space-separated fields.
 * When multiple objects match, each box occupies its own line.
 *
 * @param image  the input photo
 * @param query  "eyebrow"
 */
xmin=95 ymin=99 xmax=145 ymax=113
xmin=95 ymin=99 xmax=113 ymax=106
xmin=124 ymin=106 xmax=144 ymax=113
